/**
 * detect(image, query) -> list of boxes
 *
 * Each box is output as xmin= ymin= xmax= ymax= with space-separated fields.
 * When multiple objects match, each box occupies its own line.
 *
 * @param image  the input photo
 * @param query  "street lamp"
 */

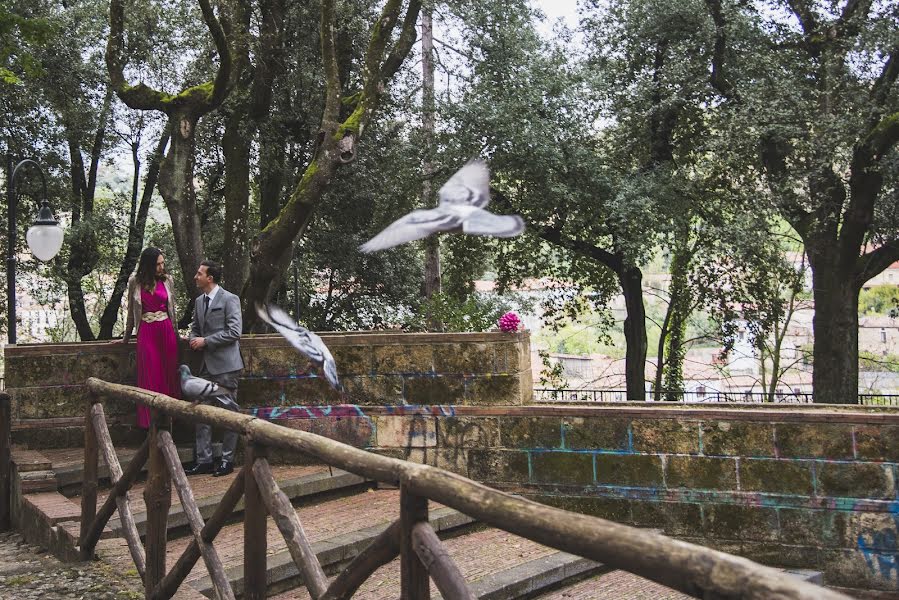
xmin=5 ymin=155 xmax=65 ymax=345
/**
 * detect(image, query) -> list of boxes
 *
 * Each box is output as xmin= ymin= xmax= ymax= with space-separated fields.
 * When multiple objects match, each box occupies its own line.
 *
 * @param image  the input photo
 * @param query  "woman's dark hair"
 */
xmin=136 ymin=247 xmax=165 ymax=291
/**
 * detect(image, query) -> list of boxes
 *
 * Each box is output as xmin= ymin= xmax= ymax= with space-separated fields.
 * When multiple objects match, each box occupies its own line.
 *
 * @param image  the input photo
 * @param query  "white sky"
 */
xmin=535 ymin=0 xmax=581 ymax=35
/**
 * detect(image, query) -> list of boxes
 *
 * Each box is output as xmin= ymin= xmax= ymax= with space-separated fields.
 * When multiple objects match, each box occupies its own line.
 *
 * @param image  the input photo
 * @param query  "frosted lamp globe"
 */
xmin=26 ymin=223 xmax=64 ymax=261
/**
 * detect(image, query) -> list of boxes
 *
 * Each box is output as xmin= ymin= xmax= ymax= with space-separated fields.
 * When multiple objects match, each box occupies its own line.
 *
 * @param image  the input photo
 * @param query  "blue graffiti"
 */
xmin=858 ymin=529 xmax=898 ymax=580
xmin=857 ymin=514 xmax=899 ymax=581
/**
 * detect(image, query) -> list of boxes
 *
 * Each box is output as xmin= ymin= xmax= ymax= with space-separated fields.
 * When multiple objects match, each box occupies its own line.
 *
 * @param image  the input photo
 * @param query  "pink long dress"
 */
xmin=135 ymin=281 xmax=180 ymax=429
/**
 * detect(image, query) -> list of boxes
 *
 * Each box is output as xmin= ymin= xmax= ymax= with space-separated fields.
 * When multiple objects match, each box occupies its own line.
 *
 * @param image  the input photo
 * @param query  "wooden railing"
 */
xmin=81 ymin=377 xmax=849 ymax=600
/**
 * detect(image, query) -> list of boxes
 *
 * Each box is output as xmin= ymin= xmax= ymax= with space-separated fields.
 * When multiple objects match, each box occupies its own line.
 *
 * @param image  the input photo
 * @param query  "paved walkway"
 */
xmin=0 ymin=530 xmax=143 ymax=599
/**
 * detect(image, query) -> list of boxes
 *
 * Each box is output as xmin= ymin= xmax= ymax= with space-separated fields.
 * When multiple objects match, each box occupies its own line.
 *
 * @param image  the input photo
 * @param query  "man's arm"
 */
xmin=188 ymin=297 xmax=201 ymax=341
xmin=203 ymin=292 xmax=242 ymax=349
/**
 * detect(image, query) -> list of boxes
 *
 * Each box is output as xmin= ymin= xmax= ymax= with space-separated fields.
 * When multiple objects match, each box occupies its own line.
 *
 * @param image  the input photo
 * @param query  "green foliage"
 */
xmin=859 ymin=285 xmax=899 ymax=316
xmin=537 ymin=349 xmax=568 ymax=388
xmin=404 ymin=292 xmax=513 ymax=333
xmin=860 ymin=351 xmax=899 ymax=374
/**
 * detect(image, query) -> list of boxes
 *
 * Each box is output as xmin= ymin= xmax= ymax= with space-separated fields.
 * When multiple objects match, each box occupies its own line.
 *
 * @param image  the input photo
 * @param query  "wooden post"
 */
xmin=144 ymin=410 xmax=171 ymax=597
xmin=149 ymin=466 xmax=245 ymax=600
xmin=0 ymin=392 xmax=10 ymax=531
xmin=79 ymin=438 xmax=148 ymax=561
xmin=158 ymin=430 xmax=235 ymax=600
xmin=252 ymin=457 xmax=328 ymax=598
xmin=399 ymin=483 xmax=429 ymax=600
xmin=412 ymin=521 xmax=474 ymax=599
xmin=92 ymin=403 xmax=146 ymax=579
xmin=244 ymin=443 xmax=267 ymax=600
xmin=79 ymin=396 xmax=100 ymax=558
xmin=320 ymin=520 xmax=401 ymax=600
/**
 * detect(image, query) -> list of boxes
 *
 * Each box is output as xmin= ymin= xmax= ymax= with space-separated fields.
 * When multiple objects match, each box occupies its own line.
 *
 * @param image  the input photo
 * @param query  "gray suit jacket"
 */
xmin=189 ymin=287 xmax=245 ymax=376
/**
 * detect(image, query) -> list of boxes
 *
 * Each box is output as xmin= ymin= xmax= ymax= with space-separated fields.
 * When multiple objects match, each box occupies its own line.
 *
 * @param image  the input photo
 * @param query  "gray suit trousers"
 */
xmin=195 ymin=368 xmax=241 ymax=464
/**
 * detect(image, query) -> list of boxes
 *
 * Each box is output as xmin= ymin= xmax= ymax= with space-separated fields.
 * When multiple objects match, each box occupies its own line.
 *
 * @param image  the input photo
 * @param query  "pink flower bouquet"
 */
xmin=498 ymin=311 xmax=522 ymax=333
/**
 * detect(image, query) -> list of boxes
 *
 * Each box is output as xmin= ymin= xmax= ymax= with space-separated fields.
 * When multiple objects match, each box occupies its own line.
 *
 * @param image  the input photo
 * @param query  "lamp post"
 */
xmin=5 ymin=155 xmax=65 ymax=345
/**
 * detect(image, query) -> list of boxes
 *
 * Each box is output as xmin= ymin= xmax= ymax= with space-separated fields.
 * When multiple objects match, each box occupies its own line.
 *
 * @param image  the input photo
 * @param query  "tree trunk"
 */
xmin=808 ymin=245 xmax=860 ymax=404
xmin=663 ymin=238 xmax=691 ymax=401
xmin=420 ymin=8 xmax=440 ymax=307
xmin=619 ymin=266 xmax=647 ymax=400
xmin=258 ymin=129 xmax=286 ymax=229
xmin=221 ymin=109 xmax=251 ymax=292
xmin=158 ymin=112 xmax=205 ymax=297
xmin=98 ymin=125 xmax=170 ymax=338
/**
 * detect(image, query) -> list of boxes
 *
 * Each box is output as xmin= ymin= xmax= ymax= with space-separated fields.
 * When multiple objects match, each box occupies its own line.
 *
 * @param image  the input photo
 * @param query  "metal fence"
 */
xmin=533 ymin=388 xmax=899 ymax=406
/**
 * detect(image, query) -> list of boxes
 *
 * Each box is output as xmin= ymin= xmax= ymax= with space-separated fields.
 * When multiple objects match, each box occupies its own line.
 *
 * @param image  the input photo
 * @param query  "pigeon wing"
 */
xmin=461 ymin=208 xmax=526 ymax=238
xmin=256 ymin=303 xmax=343 ymax=392
xmin=307 ymin=330 xmax=343 ymax=391
xmin=359 ymin=208 xmax=459 ymax=253
xmin=256 ymin=303 xmax=328 ymax=364
xmin=438 ymin=160 xmax=491 ymax=208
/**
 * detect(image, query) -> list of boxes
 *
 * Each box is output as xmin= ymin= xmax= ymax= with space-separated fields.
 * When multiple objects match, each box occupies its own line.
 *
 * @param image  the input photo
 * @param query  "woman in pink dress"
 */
xmin=122 ymin=247 xmax=180 ymax=429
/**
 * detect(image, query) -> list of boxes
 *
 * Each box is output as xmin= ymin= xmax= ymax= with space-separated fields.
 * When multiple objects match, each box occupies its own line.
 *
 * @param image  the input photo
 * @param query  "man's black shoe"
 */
xmin=185 ymin=462 xmax=213 ymax=476
xmin=213 ymin=460 xmax=234 ymax=477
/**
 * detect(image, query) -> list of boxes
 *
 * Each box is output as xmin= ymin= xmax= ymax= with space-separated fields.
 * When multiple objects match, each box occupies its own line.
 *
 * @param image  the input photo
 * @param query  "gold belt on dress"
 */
xmin=141 ymin=311 xmax=169 ymax=323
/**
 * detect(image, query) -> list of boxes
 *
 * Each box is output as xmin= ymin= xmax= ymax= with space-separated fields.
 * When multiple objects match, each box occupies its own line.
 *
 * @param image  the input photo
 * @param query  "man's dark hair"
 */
xmin=201 ymin=260 xmax=222 ymax=283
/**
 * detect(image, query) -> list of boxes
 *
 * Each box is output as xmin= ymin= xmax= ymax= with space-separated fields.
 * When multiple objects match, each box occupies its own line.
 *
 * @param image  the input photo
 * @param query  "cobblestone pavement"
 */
xmin=0 ymin=531 xmax=143 ymax=600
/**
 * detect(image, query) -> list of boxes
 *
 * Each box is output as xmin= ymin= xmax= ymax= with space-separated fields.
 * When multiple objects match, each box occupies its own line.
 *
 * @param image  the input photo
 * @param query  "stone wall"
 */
xmin=3 ymin=331 xmax=532 ymax=424
xmin=257 ymin=403 xmax=899 ymax=592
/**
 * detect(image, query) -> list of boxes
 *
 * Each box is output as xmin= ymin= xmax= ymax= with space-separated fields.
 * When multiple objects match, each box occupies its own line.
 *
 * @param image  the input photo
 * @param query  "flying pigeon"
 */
xmin=359 ymin=160 xmax=525 ymax=253
xmin=178 ymin=364 xmax=237 ymax=408
xmin=255 ymin=303 xmax=344 ymax=392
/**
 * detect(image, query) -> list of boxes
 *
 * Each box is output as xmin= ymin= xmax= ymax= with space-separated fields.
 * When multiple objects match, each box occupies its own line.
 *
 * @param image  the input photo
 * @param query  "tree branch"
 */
xmin=320 ymin=0 xmax=341 ymax=126
xmin=703 ymin=0 xmax=738 ymax=101
xmin=854 ymin=241 xmax=899 ymax=287
xmin=197 ymin=0 xmax=232 ymax=111
xmin=870 ymin=45 xmax=898 ymax=109
xmin=539 ymin=225 xmax=623 ymax=273
xmin=785 ymin=0 xmax=818 ymax=37
xmin=381 ymin=1 xmax=422 ymax=80
xmin=105 ymin=0 xmax=231 ymax=115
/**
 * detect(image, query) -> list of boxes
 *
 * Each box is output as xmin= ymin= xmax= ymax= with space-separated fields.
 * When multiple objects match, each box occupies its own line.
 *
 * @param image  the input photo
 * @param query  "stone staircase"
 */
xmin=8 ymin=444 xmax=830 ymax=599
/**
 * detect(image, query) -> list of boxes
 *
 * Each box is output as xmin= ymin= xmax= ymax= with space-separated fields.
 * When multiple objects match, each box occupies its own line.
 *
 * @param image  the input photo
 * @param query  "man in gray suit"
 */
xmin=185 ymin=260 xmax=244 ymax=477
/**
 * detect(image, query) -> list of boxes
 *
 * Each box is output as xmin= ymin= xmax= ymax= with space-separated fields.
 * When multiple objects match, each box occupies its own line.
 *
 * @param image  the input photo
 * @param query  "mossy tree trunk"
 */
xmin=240 ymin=0 xmax=422 ymax=330
xmin=105 ymin=0 xmax=233 ymax=308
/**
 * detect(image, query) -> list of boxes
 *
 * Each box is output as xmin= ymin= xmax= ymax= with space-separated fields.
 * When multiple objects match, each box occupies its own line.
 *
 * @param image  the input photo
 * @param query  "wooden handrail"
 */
xmin=251 ymin=456 xmax=328 ymax=598
xmin=400 ymin=485 xmax=429 ymax=599
xmin=320 ymin=520 xmax=401 ymax=600
xmin=158 ymin=430 xmax=235 ymax=600
xmin=79 ymin=436 xmax=149 ymax=563
xmin=79 ymin=397 xmax=99 ymax=556
xmin=86 ymin=377 xmax=851 ymax=600
xmin=91 ymin=403 xmax=146 ymax=579
xmin=412 ymin=521 xmax=475 ymax=599
xmin=150 ymin=464 xmax=246 ymax=600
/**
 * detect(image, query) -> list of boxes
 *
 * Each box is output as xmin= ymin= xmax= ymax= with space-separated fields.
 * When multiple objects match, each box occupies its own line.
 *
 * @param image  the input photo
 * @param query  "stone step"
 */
xmin=185 ymin=489 xmax=476 ymax=597
xmin=104 ymin=465 xmax=367 ymax=538
xmin=264 ymin=526 xmax=604 ymax=600
xmin=44 ymin=445 xmax=194 ymax=493
xmin=472 ymin=551 xmax=606 ymax=600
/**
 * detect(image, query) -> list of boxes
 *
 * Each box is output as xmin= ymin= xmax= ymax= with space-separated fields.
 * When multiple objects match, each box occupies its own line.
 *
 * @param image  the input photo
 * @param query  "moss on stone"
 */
xmin=531 ymin=452 xmax=594 ymax=485
xmin=739 ymin=458 xmax=814 ymax=495
xmin=498 ymin=417 xmax=561 ymax=449
xmin=666 ymin=456 xmax=738 ymax=490
xmin=596 ymin=454 xmax=664 ymax=487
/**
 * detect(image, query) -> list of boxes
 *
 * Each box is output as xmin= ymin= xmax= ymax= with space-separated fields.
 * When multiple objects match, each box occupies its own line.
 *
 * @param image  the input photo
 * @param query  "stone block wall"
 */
xmin=257 ymin=403 xmax=899 ymax=592
xmin=3 ymin=331 xmax=532 ymax=425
